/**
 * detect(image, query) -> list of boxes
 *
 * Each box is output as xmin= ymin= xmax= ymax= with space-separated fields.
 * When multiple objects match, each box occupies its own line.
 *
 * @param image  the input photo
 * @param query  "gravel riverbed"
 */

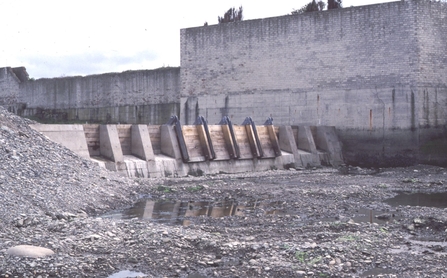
xmin=1 ymin=107 xmax=447 ymax=277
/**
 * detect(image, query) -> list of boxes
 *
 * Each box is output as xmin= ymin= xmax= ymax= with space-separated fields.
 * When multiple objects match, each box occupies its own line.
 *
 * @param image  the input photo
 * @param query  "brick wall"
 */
xmin=414 ymin=0 xmax=447 ymax=164
xmin=415 ymin=0 xmax=447 ymax=128
xmin=180 ymin=0 xmax=447 ymax=166
xmin=180 ymin=1 xmax=417 ymax=124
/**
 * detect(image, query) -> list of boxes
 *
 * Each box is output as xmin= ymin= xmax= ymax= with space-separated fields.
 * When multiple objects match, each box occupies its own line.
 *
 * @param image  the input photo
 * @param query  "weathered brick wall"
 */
xmin=17 ymin=67 xmax=181 ymax=124
xmin=415 ymin=0 xmax=447 ymax=128
xmin=180 ymin=0 xmax=447 ymax=166
xmin=180 ymin=1 xmax=417 ymax=125
xmin=417 ymin=1 xmax=447 ymax=87
xmin=414 ymin=0 xmax=447 ymax=164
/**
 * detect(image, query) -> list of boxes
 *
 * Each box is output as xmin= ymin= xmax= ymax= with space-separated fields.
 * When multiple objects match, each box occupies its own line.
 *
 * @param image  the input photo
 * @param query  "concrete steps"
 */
xmin=30 ymin=116 xmax=344 ymax=177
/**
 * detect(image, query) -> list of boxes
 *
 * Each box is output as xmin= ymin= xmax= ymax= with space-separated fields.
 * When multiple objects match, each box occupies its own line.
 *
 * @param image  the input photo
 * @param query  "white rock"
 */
xmin=7 ymin=245 xmax=54 ymax=258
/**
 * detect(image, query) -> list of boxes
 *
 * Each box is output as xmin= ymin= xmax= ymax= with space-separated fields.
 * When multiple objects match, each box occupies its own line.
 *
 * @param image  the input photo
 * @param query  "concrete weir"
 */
xmin=30 ymin=116 xmax=343 ymax=178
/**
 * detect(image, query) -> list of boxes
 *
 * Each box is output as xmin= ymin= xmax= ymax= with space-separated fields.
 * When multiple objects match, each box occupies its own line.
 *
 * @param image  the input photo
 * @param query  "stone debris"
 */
xmin=6 ymin=245 xmax=54 ymax=258
xmin=1 ymin=106 xmax=447 ymax=277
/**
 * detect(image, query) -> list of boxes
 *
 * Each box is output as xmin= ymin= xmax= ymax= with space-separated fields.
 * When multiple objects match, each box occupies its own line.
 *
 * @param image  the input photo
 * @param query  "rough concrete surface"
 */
xmin=1 ymin=106 xmax=447 ymax=277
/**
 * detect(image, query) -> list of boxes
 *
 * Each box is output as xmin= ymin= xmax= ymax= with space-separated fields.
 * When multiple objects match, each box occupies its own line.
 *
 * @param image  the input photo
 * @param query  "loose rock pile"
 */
xmin=0 ymin=107 xmax=137 ymax=275
xmin=0 ymin=107 xmax=135 ymax=223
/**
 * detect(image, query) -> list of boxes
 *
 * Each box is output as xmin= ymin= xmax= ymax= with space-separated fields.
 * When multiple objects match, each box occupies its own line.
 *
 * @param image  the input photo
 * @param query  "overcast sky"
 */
xmin=0 ymin=0 xmax=397 ymax=79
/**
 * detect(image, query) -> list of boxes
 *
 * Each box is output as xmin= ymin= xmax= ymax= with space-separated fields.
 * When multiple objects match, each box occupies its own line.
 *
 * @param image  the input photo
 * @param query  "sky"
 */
xmin=0 ymin=0 xmax=397 ymax=79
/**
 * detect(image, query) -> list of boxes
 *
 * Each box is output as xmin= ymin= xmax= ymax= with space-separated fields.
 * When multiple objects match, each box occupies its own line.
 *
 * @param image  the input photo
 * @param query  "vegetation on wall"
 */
xmin=292 ymin=0 xmax=325 ymax=13
xmin=328 ymin=0 xmax=343 ymax=9
xmin=292 ymin=0 xmax=342 ymax=14
xmin=218 ymin=6 xmax=243 ymax=24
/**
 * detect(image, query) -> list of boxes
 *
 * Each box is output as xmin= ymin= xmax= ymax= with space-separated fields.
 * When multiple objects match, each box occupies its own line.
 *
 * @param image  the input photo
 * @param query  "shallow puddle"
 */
xmin=384 ymin=192 xmax=447 ymax=208
xmin=102 ymin=199 xmax=293 ymax=225
xmin=102 ymin=198 xmax=399 ymax=226
xmin=347 ymin=208 xmax=400 ymax=225
xmin=320 ymin=208 xmax=401 ymax=225
xmin=361 ymin=267 xmax=396 ymax=277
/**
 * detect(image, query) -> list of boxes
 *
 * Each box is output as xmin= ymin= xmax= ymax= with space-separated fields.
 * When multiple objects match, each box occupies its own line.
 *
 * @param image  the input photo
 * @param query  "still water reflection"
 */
xmin=102 ymin=199 xmax=288 ymax=226
xmin=102 ymin=197 xmax=406 ymax=226
xmin=384 ymin=192 xmax=447 ymax=208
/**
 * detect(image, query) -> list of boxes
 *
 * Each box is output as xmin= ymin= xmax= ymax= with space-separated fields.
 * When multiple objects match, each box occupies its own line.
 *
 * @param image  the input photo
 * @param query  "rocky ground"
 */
xmin=1 ymin=106 xmax=447 ymax=277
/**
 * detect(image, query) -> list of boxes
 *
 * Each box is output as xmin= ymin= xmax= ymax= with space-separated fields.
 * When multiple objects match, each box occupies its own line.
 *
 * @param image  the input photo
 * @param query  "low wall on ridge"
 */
xmin=17 ymin=67 xmax=181 ymax=124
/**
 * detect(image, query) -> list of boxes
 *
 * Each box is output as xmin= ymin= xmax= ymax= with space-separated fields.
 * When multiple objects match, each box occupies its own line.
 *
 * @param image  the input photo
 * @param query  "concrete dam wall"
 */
xmin=180 ymin=0 xmax=447 ymax=167
xmin=30 ymin=119 xmax=344 ymax=178
xmin=1 ymin=0 xmax=447 ymax=167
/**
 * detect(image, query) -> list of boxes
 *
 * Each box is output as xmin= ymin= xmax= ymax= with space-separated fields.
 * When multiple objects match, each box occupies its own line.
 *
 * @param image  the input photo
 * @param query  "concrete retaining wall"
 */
xmin=29 ymin=124 xmax=90 ymax=159
xmin=0 ymin=67 xmax=25 ymax=109
xmin=18 ymin=67 xmax=181 ymax=124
